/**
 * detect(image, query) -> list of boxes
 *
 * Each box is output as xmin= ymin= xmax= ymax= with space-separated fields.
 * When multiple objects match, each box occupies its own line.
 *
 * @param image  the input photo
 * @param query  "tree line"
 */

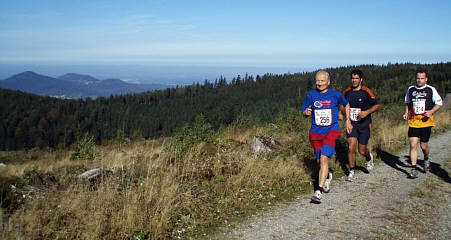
xmin=1 ymin=62 xmax=450 ymax=150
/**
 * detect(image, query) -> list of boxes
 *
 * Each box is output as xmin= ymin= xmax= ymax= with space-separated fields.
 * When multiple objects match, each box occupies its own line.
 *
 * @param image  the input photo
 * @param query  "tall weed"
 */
xmin=70 ymin=133 xmax=97 ymax=161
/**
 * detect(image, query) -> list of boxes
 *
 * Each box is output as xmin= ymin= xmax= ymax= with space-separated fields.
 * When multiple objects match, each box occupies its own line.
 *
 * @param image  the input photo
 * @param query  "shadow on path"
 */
xmin=375 ymin=149 xmax=410 ymax=177
xmin=334 ymin=137 xmax=370 ymax=175
xmin=429 ymin=162 xmax=451 ymax=183
xmin=335 ymin=138 xmax=349 ymax=175
xmin=376 ymin=148 xmax=451 ymax=183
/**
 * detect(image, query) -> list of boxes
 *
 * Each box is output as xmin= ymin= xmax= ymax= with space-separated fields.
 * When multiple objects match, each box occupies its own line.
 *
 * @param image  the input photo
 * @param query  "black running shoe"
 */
xmin=408 ymin=168 xmax=418 ymax=179
xmin=424 ymin=160 xmax=431 ymax=171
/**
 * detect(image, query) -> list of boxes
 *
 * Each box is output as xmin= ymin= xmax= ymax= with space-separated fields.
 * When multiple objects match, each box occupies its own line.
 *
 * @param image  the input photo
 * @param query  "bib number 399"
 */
xmin=315 ymin=109 xmax=332 ymax=126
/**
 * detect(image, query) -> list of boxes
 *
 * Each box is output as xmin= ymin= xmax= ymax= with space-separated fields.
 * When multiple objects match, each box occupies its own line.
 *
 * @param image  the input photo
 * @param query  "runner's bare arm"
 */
xmin=338 ymin=105 xmax=344 ymax=120
xmin=424 ymin=104 xmax=442 ymax=118
xmin=345 ymin=103 xmax=353 ymax=134
xmin=403 ymin=104 xmax=410 ymax=120
xmin=359 ymin=103 xmax=381 ymax=119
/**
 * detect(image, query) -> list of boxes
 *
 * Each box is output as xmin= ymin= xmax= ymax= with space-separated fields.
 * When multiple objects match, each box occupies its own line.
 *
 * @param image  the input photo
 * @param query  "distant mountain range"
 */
xmin=0 ymin=71 xmax=170 ymax=98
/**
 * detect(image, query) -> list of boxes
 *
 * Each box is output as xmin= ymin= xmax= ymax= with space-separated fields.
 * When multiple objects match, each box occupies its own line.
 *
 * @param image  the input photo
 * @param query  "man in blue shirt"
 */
xmin=301 ymin=70 xmax=352 ymax=203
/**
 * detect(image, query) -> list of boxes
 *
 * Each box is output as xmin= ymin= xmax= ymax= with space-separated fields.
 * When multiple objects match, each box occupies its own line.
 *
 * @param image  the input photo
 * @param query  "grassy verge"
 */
xmin=1 ymin=109 xmax=450 ymax=239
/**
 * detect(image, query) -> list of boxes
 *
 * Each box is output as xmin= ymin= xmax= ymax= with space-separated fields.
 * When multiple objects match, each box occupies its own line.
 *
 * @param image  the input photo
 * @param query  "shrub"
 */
xmin=274 ymin=107 xmax=307 ymax=133
xmin=20 ymin=168 xmax=56 ymax=186
xmin=70 ymin=133 xmax=97 ymax=161
xmin=192 ymin=114 xmax=215 ymax=143
xmin=232 ymin=111 xmax=255 ymax=129
xmin=165 ymin=114 xmax=216 ymax=158
xmin=0 ymin=175 xmax=20 ymax=213
xmin=114 ymin=129 xmax=130 ymax=148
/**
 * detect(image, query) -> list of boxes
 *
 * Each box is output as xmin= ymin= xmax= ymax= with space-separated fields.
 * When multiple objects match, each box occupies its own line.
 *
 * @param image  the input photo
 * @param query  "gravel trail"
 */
xmin=211 ymin=130 xmax=451 ymax=239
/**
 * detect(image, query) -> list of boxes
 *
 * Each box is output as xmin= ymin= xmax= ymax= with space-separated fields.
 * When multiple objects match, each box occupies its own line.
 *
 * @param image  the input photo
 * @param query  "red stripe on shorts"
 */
xmin=309 ymin=129 xmax=340 ymax=150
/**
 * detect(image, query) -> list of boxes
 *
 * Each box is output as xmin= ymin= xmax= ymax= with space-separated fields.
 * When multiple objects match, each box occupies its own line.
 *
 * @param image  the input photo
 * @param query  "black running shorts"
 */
xmin=408 ymin=127 xmax=432 ymax=143
xmin=346 ymin=120 xmax=371 ymax=145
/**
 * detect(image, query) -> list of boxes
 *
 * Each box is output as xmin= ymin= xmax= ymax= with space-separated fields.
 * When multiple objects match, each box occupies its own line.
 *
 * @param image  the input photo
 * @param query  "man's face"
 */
xmin=351 ymin=74 xmax=362 ymax=88
xmin=416 ymin=72 xmax=428 ymax=87
xmin=316 ymin=72 xmax=330 ymax=92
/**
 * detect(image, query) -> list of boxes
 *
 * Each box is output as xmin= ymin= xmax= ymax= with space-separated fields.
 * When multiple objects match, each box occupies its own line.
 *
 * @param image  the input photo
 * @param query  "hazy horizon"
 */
xmin=0 ymin=63 xmax=315 ymax=85
xmin=1 ymin=60 xmax=449 ymax=86
xmin=1 ymin=1 xmax=450 ymax=85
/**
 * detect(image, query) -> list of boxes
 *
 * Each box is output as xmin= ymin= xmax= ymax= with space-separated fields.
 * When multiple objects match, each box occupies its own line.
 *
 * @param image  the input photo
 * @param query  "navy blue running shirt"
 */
xmin=343 ymin=86 xmax=379 ymax=123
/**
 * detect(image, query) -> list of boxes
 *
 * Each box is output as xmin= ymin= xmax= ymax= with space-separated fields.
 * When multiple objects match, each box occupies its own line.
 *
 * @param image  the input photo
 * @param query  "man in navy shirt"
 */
xmin=343 ymin=69 xmax=380 ymax=181
xmin=301 ymin=70 xmax=352 ymax=203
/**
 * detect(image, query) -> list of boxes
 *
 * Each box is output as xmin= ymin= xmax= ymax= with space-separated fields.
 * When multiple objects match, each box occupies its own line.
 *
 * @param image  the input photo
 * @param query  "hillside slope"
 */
xmin=1 ymin=63 xmax=450 ymax=150
xmin=0 ymin=71 xmax=169 ymax=98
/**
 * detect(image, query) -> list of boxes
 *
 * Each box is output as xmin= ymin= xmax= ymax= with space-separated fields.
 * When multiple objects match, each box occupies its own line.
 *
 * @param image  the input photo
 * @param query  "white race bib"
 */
xmin=350 ymin=107 xmax=361 ymax=121
xmin=314 ymin=109 xmax=332 ymax=126
xmin=413 ymin=99 xmax=426 ymax=114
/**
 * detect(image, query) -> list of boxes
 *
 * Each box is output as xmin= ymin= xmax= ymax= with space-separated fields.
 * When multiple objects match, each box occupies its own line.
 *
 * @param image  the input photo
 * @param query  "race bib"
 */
xmin=314 ymin=109 xmax=332 ymax=126
xmin=350 ymin=108 xmax=361 ymax=121
xmin=413 ymin=99 xmax=426 ymax=114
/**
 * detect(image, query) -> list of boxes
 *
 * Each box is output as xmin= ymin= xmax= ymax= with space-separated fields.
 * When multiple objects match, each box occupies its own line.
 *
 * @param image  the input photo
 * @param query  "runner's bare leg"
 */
xmin=409 ymin=137 xmax=419 ymax=166
xmin=347 ymin=137 xmax=357 ymax=169
xmin=318 ymin=155 xmax=329 ymax=187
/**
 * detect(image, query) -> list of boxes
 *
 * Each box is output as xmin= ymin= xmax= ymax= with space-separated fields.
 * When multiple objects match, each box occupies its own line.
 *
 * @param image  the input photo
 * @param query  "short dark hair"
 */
xmin=416 ymin=69 xmax=427 ymax=77
xmin=351 ymin=69 xmax=363 ymax=79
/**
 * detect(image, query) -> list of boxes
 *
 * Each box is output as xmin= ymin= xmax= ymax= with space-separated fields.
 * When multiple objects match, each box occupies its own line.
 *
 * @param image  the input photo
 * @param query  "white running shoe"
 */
xmin=346 ymin=169 xmax=355 ymax=182
xmin=366 ymin=153 xmax=374 ymax=172
xmin=311 ymin=190 xmax=322 ymax=203
xmin=323 ymin=172 xmax=332 ymax=193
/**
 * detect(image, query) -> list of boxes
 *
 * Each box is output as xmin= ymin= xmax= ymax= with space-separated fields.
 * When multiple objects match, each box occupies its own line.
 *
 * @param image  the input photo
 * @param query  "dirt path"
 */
xmin=211 ymin=131 xmax=451 ymax=239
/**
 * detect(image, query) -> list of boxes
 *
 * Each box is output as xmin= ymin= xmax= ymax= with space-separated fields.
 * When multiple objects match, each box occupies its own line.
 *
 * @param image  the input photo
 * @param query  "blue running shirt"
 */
xmin=301 ymin=89 xmax=348 ymax=135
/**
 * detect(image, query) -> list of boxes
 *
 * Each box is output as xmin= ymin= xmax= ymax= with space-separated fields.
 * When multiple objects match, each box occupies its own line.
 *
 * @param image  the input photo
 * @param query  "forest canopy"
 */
xmin=1 ymin=62 xmax=450 ymax=150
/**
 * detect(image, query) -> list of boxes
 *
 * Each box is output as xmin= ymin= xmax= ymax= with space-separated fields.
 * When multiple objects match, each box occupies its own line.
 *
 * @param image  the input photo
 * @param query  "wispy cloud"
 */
xmin=0 ymin=10 xmax=202 ymax=56
xmin=1 ymin=1 xmax=450 ymax=66
xmin=102 ymin=13 xmax=199 ymax=38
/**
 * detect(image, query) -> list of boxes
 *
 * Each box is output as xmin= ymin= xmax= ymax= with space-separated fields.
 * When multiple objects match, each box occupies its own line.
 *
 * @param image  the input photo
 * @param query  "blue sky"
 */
xmin=0 ymin=0 xmax=450 ymax=82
